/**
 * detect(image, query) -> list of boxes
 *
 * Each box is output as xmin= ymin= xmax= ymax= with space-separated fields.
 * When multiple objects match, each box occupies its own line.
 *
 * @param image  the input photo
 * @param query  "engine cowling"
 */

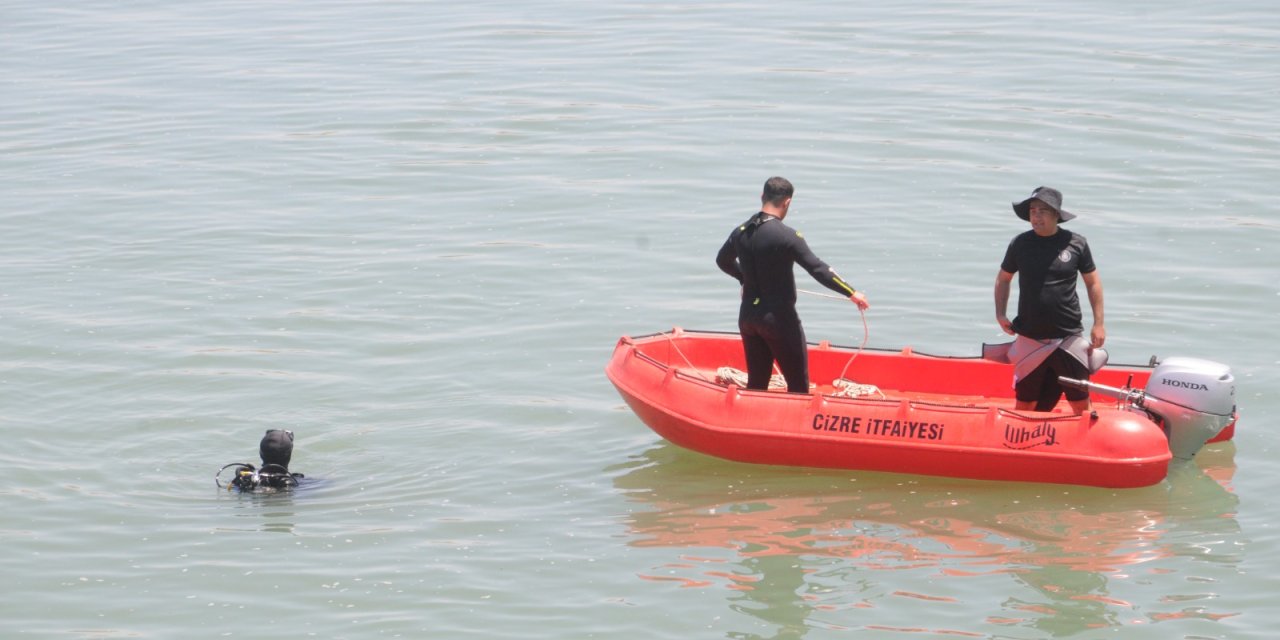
xmin=1143 ymin=357 xmax=1236 ymax=460
xmin=1060 ymin=357 xmax=1237 ymax=461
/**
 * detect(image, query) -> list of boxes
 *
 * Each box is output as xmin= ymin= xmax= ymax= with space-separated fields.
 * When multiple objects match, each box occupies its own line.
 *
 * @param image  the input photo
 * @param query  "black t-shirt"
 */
xmin=1000 ymin=228 xmax=1096 ymax=339
xmin=716 ymin=212 xmax=854 ymax=312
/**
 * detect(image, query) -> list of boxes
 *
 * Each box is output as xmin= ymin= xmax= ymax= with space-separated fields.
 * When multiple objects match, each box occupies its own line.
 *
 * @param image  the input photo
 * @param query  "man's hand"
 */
xmin=850 ymin=291 xmax=870 ymax=310
xmin=997 ymin=314 xmax=1015 ymax=335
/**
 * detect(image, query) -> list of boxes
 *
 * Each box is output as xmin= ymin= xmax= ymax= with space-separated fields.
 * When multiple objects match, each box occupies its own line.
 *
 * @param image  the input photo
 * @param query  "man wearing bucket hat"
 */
xmin=992 ymin=186 xmax=1106 ymax=414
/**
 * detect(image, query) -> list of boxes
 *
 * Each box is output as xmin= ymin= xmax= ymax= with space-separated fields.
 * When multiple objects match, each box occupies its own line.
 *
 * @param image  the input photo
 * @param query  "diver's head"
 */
xmin=259 ymin=429 xmax=294 ymax=470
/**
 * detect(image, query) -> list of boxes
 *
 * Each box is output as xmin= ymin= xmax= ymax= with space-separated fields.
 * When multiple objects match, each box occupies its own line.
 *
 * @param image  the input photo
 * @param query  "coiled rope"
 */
xmin=661 ymin=289 xmax=881 ymax=398
xmin=797 ymin=290 xmax=882 ymax=398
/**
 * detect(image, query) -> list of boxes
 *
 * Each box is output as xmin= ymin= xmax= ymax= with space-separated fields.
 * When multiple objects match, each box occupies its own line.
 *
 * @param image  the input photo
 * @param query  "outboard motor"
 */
xmin=1061 ymin=357 xmax=1236 ymax=460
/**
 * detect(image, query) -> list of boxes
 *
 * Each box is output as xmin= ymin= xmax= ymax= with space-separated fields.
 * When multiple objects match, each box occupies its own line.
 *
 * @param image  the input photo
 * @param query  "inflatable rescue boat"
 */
xmin=605 ymin=328 xmax=1237 ymax=488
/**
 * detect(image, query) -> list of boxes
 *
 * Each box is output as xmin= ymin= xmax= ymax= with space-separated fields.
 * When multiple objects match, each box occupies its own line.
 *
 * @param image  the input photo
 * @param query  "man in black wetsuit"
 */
xmin=716 ymin=176 xmax=870 ymax=393
xmin=994 ymin=186 xmax=1106 ymax=414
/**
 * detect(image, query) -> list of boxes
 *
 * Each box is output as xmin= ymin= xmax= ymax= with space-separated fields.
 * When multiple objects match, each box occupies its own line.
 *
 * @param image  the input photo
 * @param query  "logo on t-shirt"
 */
xmin=1058 ymin=249 xmax=1072 ymax=262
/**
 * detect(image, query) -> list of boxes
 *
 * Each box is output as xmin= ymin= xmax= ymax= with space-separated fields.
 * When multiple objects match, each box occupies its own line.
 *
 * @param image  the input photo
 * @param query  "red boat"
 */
xmin=605 ymin=328 xmax=1237 ymax=488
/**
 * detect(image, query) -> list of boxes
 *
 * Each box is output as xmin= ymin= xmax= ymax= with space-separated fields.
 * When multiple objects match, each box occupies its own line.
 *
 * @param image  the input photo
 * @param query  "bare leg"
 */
xmin=1067 ymin=398 xmax=1092 ymax=415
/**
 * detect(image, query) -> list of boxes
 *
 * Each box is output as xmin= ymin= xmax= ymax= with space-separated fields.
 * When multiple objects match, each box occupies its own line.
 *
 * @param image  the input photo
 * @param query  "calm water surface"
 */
xmin=4 ymin=1 xmax=1279 ymax=638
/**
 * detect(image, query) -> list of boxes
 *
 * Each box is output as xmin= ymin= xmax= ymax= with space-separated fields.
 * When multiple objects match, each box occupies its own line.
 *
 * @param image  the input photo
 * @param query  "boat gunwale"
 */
xmin=625 ymin=328 xmax=1162 ymax=371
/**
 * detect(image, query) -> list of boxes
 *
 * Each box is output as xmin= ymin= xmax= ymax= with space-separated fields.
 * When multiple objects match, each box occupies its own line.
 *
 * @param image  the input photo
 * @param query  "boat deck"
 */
xmin=678 ymin=367 xmax=1091 ymax=415
xmin=817 ymin=385 xmax=1018 ymax=409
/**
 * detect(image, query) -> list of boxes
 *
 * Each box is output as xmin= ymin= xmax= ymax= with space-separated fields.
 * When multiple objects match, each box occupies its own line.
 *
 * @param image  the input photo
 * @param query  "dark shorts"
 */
xmin=1015 ymin=347 xmax=1090 ymax=410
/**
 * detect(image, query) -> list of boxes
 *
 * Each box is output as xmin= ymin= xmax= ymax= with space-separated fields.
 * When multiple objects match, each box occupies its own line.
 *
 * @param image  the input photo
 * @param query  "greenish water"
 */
xmin=3 ymin=2 xmax=1278 ymax=638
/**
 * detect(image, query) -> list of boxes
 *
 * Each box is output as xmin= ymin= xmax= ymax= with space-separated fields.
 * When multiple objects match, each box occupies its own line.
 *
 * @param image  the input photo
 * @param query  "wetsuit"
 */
xmin=1000 ymin=228 xmax=1097 ymax=408
xmin=716 ymin=212 xmax=856 ymax=393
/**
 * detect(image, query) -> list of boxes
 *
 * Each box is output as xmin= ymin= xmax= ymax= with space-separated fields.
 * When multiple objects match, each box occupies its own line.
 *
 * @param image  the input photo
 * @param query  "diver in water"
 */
xmin=217 ymin=429 xmax=305 ymax=491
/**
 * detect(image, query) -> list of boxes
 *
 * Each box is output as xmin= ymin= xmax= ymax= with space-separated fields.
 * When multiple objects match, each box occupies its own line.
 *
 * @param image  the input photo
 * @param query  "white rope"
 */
xmin=662 ymin=331 xmax=716 ymax=383
xmin=797 ymin=288 xmax=848 ymax=300
xmin=798 ymin=288 xmax=875 ymax=394
xmin=667 ymin=289 xmax=872 ymax=394
xmin=716 ymin=367 xmax=788 ymax=390
xmin=838 ymin=306 xmax=870 ymax=381
xmin=830 ymin=377 xmax=885 ymax=399
xmin=661 ymin=333 xmax=793 ymax=389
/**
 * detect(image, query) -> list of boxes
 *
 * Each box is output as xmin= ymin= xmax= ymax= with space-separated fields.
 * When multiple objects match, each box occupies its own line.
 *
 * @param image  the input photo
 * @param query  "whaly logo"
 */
xmin=1004 ymin=421 xmax=1058 ymax=450
xmin=1162 ymin=378 xmax=1209 ymax=391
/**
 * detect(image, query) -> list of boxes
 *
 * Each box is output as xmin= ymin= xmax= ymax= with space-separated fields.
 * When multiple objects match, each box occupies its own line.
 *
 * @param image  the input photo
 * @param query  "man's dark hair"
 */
xmin=762 ymin=176 xmax=794 ymax=205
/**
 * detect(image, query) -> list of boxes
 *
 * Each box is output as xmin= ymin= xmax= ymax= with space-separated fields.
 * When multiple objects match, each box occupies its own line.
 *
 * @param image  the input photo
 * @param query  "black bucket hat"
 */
xmin=1013 ymin=186 xmax=1075 ymax=222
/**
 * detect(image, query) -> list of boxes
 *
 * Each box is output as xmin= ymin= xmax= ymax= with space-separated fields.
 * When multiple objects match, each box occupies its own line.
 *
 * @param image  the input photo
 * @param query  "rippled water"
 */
xmin=4 ymin=1 xmax=1279 ymax=638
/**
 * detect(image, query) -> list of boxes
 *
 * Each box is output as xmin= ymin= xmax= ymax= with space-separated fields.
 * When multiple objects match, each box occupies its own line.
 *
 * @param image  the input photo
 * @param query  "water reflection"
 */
xmin=611 ymin=443 xmax=1240 ymax=638
xmin=215 ymin=486 xmax=300 ymax=535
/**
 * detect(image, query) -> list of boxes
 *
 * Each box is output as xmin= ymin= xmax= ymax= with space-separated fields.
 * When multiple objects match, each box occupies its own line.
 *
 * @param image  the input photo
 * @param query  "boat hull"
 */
xmin=606 ymin=329 xmax=1234 ymax=488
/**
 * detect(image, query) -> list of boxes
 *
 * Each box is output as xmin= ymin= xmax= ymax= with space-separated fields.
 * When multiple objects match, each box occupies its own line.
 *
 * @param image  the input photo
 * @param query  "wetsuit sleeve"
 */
xmin=792 ymin=232 xmax=856 ymax=296
xmin=716 ymin=233 xmax=743 ymax=283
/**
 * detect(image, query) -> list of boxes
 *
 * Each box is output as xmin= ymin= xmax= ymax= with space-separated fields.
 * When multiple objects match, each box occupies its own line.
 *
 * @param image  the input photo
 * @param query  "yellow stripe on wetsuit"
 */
xmin=829 ymin=269 xmax=856 ymax=297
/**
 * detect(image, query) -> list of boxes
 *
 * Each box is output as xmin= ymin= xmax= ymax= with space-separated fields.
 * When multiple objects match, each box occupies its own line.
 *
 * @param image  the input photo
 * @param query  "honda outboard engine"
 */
xmin=1061 ymin=357 xmax=1236 ymax=460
